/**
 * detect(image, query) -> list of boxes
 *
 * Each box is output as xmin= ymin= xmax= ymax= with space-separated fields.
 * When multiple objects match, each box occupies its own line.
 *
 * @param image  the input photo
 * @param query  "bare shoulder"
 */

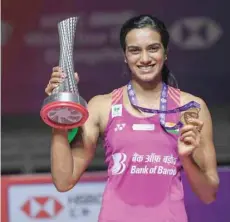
xmin=180 ymin=91 xmax=213 ymax=131
xmin=87 ymin=91 xmax=115 ymax=132
xmin=87 ymin=92 xmax=112 ymax=115
xmin=88 ymin=92 xmax=112 ymax=106
xmin=180 ymin=91 xmax=208 ymax=111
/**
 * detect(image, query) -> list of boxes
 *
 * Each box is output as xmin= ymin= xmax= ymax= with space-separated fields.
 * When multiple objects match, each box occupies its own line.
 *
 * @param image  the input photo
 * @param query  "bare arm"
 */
xmin=51 ymin=95 xmax=101 ymax=192
xmin=180 ymin=96 xmax=219 ymax=203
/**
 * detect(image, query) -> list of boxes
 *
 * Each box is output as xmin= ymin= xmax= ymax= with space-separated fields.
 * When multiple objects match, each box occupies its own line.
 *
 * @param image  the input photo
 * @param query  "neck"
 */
xmin=130 ymin=76 xmax=163 ymax=100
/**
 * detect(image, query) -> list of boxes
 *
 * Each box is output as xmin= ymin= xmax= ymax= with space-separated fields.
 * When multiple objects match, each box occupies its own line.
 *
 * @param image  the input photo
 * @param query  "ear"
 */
xmin=123 ymin=53 xmax=128 ymax=63
xmin=164 ymin=48 xmax=169 ymax=61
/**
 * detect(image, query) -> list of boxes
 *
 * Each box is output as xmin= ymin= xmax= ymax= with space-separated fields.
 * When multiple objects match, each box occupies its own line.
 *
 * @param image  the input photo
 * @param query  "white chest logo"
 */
xmin=132 ymin=124 xmax=155 ymax=131
xmin=114 ymin=123 xmax=126 ymax=132
xmin=111 ymin=153 xmax=127 ymax=175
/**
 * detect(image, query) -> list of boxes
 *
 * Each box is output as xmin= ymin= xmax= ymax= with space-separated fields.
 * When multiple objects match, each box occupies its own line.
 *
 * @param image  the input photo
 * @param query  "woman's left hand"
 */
xmin=178 ymin=119 xmax=204 ymax=158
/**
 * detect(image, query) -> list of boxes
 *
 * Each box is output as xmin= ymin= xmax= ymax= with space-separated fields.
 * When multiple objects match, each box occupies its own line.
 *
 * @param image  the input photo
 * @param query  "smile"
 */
xmin=137 ymin=64 xmax=155 ymax=72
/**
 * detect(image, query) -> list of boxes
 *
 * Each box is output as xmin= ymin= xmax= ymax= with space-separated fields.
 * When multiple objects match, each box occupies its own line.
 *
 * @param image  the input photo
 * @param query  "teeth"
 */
xmin=139 ymin=65 xmax=153 ymax=71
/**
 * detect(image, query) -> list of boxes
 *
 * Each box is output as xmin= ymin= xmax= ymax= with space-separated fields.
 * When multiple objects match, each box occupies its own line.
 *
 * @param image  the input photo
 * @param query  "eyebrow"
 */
xmin=127 ymin=43 xmax=161 ymax=49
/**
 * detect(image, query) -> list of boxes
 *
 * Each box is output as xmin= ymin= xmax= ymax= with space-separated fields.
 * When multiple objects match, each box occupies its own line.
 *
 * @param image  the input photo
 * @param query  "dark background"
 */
xmin=2 ymin=0 xmax=230 ymax=174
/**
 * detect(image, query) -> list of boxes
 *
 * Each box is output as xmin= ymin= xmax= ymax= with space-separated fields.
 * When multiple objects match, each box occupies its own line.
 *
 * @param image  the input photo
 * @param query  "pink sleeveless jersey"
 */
xmin=99 ymin=85 xmax=188 ymax=222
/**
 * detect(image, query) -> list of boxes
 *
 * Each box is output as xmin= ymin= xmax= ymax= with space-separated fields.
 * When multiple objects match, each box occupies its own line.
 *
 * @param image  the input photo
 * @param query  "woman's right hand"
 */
xmin=45 ymin=66 xmax=79 ymax=96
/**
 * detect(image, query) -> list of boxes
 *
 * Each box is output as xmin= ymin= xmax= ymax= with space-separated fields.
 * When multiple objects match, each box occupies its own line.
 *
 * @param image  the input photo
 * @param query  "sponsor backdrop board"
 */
xmin=1 ymin=169 xmax=230 ymax=222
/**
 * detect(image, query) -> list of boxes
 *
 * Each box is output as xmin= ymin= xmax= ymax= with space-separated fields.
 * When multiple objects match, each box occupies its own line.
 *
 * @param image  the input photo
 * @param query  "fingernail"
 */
xmin=61 ymin=73 xmax=66 ymax=78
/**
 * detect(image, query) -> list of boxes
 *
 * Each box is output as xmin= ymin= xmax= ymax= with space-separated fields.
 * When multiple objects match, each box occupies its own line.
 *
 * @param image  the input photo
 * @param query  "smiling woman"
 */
xmin=125 ymin=28 xmax=165 ymax=81
xmin=46 ymin=14 xmax=219 ymax=222
xmin=120 ymin=15 xmax=174 ymax=88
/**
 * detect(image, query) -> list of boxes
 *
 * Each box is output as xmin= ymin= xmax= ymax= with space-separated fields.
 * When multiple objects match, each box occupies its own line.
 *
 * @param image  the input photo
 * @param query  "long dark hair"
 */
xmin=120 ymin=14 xmax=178 ymax=88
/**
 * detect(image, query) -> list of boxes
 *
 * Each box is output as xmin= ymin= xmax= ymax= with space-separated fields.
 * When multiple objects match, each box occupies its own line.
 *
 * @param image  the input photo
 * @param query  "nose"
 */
xmin=140 ymin=50 xmax=151 ymax=64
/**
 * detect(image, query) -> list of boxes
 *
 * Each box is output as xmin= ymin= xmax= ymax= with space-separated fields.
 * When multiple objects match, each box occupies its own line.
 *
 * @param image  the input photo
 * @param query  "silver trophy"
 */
xmin=40 ymin=17 xmax=88 ymax=129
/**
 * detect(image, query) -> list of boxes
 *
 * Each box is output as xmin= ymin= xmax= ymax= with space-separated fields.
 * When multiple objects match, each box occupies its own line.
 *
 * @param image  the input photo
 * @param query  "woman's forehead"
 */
xmin=126 ymin=27 xmax=161 ymax=46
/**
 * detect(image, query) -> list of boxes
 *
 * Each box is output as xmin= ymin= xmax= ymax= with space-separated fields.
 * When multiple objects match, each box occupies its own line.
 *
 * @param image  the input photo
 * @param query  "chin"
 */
xmin=136 ymin=73 xmax=159 ymax=83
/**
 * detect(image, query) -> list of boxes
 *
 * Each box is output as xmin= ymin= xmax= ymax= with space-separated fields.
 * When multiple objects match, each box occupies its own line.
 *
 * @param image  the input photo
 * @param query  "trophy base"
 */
xmin=40 ymin=92 xmax=88 ymax=129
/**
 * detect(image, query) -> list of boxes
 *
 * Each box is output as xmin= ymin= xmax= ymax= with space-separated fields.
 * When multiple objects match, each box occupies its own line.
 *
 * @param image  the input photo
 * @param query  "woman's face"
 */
xmin=125 ymin=27 xmax=166 ymax=83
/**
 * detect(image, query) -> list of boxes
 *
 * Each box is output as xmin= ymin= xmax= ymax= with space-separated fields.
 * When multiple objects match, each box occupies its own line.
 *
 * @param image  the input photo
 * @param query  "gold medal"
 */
xmin=180 ymin=107 xmax=200 ymax=126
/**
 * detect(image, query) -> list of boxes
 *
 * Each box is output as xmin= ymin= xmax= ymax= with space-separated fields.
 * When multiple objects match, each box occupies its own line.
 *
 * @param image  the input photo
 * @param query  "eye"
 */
xmin=149 ymin=46 xmax=160 ymax=52
xmin=127 ymin=47 xmax=140 ymax=54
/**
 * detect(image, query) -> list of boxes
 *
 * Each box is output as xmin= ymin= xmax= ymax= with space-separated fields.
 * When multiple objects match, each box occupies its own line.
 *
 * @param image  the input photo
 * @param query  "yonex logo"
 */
xmin=114 ymin=123 xmax=126 ymax=132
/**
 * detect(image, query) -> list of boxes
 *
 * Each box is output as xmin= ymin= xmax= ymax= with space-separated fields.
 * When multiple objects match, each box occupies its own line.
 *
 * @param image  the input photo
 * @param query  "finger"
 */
xmin=188 ymin=118 xmax=204 ymax=127
xmin=196 ymin=126 xmax=202 ymax=133
xmin=182 ymin=136 xmax=196 ymax=146
xmin=52 ymin=71 xmax=66 ymax=79
xmin=52 ymin=66 xmax=62 ymax=72
xmin=50 ymin=83 xmax=59 ymax=89
xmin=74 ymin=72 xmax=79 ymax=83
xmin=45 ymin=85 xmax=51 ymax=95
xmin=45 ymin=83 xmax=59 ymax=95
xmin=49 ymin=77 xmax=63 ymax=84
xmin=45 ymin=88 xmax=51 ymax=96
xmin=180 ymin=131 xmax=196 ymax=141
xmin=197 ymin=121 xmax=204 ymax=132
xmin=180 ymin=126 xmax=200 ymax=140
xmin=180 ymin=124 xmax=195 ymax=134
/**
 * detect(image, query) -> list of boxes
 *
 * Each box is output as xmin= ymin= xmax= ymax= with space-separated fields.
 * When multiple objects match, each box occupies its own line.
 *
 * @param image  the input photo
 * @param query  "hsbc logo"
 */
xmin=20 ymin=196 xmax=63 ymax=219
xmin=170 ymin=16 xmax=222 ymax=49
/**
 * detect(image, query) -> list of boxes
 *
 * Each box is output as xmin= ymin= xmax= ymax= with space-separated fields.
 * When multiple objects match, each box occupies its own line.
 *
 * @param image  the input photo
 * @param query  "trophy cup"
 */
xmin=40 ymin=17 xmax=88 ymax=129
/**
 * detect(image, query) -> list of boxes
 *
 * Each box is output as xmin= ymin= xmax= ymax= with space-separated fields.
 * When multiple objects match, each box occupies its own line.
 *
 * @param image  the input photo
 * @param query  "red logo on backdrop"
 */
xmin=21 ymin=196 xmax=63 ymax=219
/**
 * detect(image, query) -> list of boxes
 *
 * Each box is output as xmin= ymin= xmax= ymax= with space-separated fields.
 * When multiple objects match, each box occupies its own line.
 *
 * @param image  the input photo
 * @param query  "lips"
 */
xmin=137 ymin=64 xmax=155 ymax=72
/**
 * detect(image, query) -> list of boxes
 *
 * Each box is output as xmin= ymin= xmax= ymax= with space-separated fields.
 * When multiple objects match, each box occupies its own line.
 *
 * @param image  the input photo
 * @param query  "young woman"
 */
xmin=45 ymin=15 xmax=219 ymax=222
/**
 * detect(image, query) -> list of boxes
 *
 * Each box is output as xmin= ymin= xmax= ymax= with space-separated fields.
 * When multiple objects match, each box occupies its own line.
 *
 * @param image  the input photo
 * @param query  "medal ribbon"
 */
xmin=127 ymin=81 xmax=200 ymax=130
